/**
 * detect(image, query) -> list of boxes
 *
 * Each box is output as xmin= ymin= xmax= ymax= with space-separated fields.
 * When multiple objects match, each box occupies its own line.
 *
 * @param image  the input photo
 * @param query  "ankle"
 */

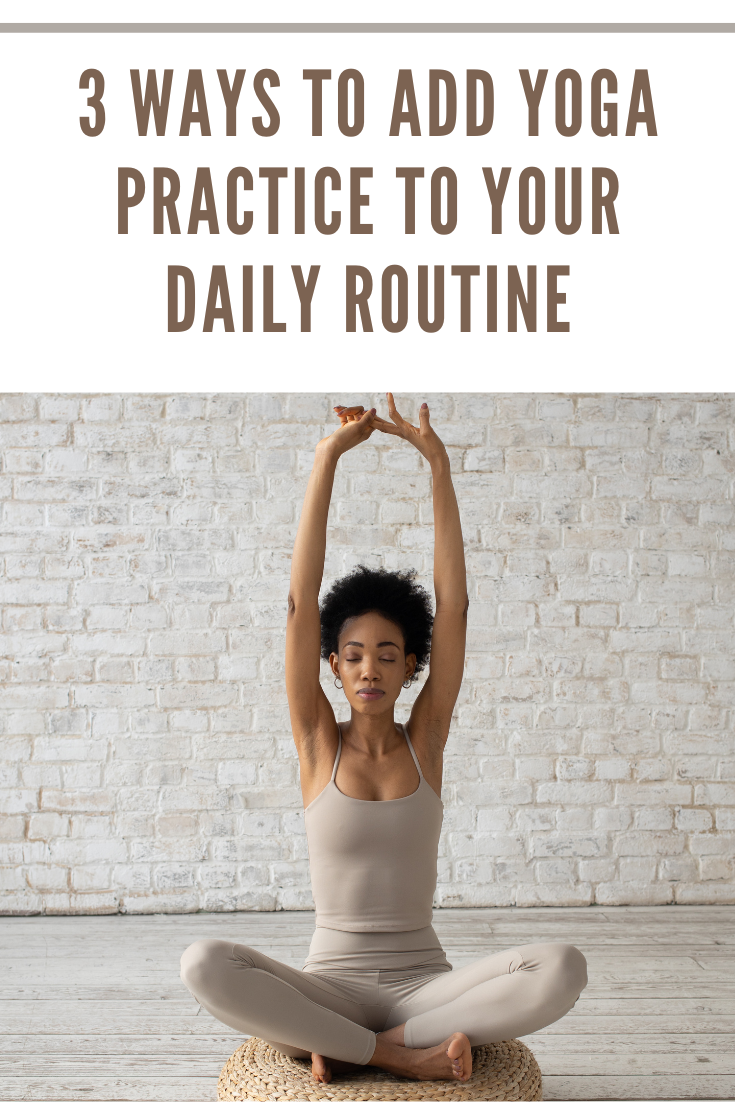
xmin=377 ymin=1023 xmax=406 ymax=1047
xmin=369 ymin=1037 xmax=411 ymax=1070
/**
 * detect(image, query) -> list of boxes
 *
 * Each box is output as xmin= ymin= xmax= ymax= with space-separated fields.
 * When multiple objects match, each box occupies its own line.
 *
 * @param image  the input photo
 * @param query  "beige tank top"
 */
xmin=304 ymin=722 xmax=443 ymax=933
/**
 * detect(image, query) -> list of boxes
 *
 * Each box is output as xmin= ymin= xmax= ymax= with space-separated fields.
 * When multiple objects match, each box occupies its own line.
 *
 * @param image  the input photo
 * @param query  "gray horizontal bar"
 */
xmin=0 ymin=22 xmax=734 ymax=33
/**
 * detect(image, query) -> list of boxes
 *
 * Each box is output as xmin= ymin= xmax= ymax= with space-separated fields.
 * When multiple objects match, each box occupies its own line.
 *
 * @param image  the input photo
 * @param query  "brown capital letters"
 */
xmin=180 ymin=70 xmax=211 ymax=137
xmin=303 ymin=69 xmax=331 ymax=135
xmin=292 ymin=265 xmax=320 ymax=331
xmin=217 ymin=69 xmax=246 ymax=136
xmin=451 ymin=265 xmax=480 ymax=331
xmin=242 ymin=266 xmax=253 ymax=332
xmin=390 ymin=71 xmax=421 ymax=135
xmin=547 ymin=265 xmax=570 ymax=332
xmin=519 ymin=70 xmax=548 ymax=136
xmin=431 ymin=168 xmax=457 ymax=235
xmin=338 ymin=70 xmax=365 ymax=136
xmin=153 ymin=168 xmax=181 ymax=234
xmin=203 ymin=266 xmax=234 ymax=331
xmin=429 ymin=70 xmax=457 ymax=136
xmin=418 ymin=266 xmax=444 ymax=332
xmin=346 ymin=266 xmax=373 ymax=331
xmin=555 ymin=69 xmax=582 ymax=137
xmin=252 ymin=70 xmax=280 ymax=136
xmin=350 ymin=169 xmax=373 ymax=234
xmin=188 ymin=168 xmax=219 ymax=234
xmin=168 ymin=266 xmax=195 ymax=332
xmin=259 ymin=167 xmax=288 ymax=233
xmin=295 ymin=167 xmax=305 ymax=234
xmin=227 ymin=168 xmax=253 ymax=235
xmin=467 ymin=70 xmax=494 ymax=136
xmin=486 ymin=265 xmax=498 ymax=332
xmin=555 ymin=167 xmax=581 ymax=235
xmin=592 ymin=168 xmax=619 ymax=233
xmin=591 ymin=69 xmax=618 ymax=136
xmin=315 ymin=168 xmax=341 ymax=234
xmin=396 ymin=168 xmax=425 ymax=234
xmin=382 ymin=266 xmax=409 ymax=332
xmin=130 ymin=69 xmax=173 ymax=135
xmin=508 ymin=266 xmax=537 ymax=332
xmin=118 ymin=168 xmax=145 ymax=233
xmin=626 ymin=70 xmax=657 ymax=136
xmin=481 ymin=167 xmax=511 ymax=233
xmin=519 ymin=168 xmax=545 ymax=235
xmin=263 ymin=266 xmax=286 ymax=332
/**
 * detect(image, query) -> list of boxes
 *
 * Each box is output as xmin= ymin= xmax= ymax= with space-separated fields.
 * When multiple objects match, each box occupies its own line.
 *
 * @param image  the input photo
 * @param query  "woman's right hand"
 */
xmin=376 ymin=393 xmax=449 ymax=468
xmin=316 ymin=405 xmax=377 ymax=460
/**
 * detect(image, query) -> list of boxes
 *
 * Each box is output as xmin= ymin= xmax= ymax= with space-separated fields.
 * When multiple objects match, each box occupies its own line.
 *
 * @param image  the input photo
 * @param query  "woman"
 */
xmin=181 ymin=395 xmax=587 ymax=1084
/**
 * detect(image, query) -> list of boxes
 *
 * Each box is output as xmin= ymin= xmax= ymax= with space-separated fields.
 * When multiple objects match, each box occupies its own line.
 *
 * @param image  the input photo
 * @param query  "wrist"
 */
xmin=314 ymin=437 xmax=341 ymax=467
xmin=428 ymin=448 xmax=451 ymax=474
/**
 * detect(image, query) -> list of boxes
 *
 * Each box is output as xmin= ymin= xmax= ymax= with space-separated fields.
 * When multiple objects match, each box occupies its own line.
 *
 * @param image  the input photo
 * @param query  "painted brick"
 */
xmin=596 ymin=881 xmax=673 ymax=905
xmin=0 ymin=392 xmax=731 ymax=912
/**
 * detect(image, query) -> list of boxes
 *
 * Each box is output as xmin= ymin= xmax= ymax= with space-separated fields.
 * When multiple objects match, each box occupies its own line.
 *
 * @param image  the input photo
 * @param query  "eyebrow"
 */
xmin=343 ymin=641 xmax=400 ymax=649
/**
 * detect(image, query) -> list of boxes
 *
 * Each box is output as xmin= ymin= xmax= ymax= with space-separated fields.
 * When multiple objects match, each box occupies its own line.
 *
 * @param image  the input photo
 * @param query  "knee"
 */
xmin=180 ymin=938 xmax=235 ymax=997
xmin=544 ymin=942 xmax=588 ymax=999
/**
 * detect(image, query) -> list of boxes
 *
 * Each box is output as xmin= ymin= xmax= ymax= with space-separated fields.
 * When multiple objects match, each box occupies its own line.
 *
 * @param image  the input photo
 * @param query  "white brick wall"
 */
xmin=0 ymin=392 xmax=733 ymax=914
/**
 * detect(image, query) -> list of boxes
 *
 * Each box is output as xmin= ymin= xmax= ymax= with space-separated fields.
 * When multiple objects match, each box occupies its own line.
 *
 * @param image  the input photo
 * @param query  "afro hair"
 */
xmin=319 ymin=565 xmax=433 ymax=681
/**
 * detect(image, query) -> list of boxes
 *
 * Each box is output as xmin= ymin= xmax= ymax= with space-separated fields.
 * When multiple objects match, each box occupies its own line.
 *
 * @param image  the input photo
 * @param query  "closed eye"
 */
xmin=344 ymin=654 xmax=396 ymax=661
xmin=345 ymin=656 xmax=395 ymax=661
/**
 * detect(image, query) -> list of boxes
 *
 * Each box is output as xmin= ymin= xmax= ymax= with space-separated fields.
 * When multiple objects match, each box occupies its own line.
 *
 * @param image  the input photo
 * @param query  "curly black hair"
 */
xmin=319 ymin=566 xmax=433 ymax=681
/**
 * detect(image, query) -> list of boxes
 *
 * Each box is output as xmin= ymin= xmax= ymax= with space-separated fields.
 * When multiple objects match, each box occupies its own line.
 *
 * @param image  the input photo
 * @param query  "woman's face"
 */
xmin=330 ymin=610 xmax=417 ymax=713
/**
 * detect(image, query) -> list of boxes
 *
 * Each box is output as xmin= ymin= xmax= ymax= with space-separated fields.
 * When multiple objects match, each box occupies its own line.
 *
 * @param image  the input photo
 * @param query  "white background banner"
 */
xmin=0 ymin=11 xmax=732 ymax=390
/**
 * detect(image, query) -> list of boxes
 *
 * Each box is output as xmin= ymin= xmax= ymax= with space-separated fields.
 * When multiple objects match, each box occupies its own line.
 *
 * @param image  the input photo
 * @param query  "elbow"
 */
xmin=287 ymin=590 xmax=321 ymax=619
xmin=435 ymin=593 xmax=469 ymax=617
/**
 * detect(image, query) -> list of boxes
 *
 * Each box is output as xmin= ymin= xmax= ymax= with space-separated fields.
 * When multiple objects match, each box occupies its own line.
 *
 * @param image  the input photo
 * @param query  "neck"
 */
xmin=344 ymin=709 xmax=402 ymax=755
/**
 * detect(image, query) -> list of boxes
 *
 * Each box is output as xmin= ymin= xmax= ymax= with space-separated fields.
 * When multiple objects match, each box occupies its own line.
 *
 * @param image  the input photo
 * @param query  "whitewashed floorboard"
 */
xmin=543 ymin=1075 xmax=735 ymax=1101
xmin=0 ymin=907 xmax=733 ymax=1102
xmin=0 ymin=1078 xmax=217 ymax=1102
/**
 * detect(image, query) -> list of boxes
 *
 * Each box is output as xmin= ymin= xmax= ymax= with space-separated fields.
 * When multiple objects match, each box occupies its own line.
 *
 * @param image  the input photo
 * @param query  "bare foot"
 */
xmin=311 ymin=1052 xmax=331 ymax=1083
xmin=311 ymin=1052 xmax=363 ymax=1083
xmin=445 ymin=1034 xmax=472 ymax=1081
xmin=369 ymin=1031 xmax=472 ymax=1081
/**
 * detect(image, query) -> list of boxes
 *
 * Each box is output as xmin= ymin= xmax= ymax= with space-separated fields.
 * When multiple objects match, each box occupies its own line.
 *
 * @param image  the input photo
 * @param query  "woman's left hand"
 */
xmin=373 ymin=393 xmax=448 ymax=467
xmin=317 ymin=406 xmax=377 ymax=460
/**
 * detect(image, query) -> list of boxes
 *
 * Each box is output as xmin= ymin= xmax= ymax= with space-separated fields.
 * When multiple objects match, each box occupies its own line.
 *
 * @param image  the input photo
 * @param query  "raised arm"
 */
xmin=285 ymin=406 xmax=377 ymax=778
xmin=377 ymin=396 xmax=468 ymax=757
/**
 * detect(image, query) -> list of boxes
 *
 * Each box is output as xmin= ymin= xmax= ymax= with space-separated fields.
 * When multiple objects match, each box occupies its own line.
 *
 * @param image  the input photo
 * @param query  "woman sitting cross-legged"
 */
xmin=181 ymin=395 xmax=587 ymax=1083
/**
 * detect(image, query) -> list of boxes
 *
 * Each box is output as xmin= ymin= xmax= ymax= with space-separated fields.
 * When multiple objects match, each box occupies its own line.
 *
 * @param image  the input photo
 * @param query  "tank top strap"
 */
xmin=330 ymin=725 xmax=343 ymax=782
xmin=401 ymin=722 xmax=424 ymax=780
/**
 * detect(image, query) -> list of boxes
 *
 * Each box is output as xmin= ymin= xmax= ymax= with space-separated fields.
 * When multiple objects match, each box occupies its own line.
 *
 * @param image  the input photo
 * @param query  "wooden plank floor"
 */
xmin=1 ymin=907 xmax=733 ymax=1101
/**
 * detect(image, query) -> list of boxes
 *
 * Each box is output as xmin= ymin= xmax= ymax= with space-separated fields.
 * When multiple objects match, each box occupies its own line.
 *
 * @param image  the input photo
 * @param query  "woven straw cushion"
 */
xmin=218 ymin=1036 xmax=543 ymax=1101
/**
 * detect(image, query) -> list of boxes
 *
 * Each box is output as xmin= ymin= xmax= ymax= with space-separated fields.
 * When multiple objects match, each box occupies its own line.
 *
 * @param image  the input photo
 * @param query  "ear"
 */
xmin=329 ymin=652 xmax=340 ymax=678
xmin=404 ymin=653 xmax=417 ymax=680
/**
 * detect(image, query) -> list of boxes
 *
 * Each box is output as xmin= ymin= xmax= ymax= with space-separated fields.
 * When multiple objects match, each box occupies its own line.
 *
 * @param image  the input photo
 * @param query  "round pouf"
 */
xmin=217 ymin=1036 xmax=543 ymax=1101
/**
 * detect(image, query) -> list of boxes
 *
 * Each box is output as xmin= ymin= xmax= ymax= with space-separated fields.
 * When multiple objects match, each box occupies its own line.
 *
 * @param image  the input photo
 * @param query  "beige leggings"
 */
xmin=180 ymin=931 xmax=587 ymax=1065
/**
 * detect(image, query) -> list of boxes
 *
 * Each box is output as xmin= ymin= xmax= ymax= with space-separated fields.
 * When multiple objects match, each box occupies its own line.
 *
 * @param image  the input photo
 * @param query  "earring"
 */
xmin=334 ymin=677 xmax=343 ymax=689
xmin=402 ymin=679 xmax=412 ymax=689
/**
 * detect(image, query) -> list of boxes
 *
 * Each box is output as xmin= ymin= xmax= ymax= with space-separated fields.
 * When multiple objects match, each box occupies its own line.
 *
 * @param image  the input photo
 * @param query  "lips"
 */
xmin=357 ymin=689 xmax=384 ymax=699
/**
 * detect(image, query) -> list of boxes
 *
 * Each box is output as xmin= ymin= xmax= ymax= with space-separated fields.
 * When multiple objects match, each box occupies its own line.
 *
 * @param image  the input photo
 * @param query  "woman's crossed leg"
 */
xmin=180 ymin=939 xmax=474 ymax=1081
xmin=180 ymin=939 xmax=587 ymax=1083
xmin=379 ymin=941 xmax=588 ymax=1049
